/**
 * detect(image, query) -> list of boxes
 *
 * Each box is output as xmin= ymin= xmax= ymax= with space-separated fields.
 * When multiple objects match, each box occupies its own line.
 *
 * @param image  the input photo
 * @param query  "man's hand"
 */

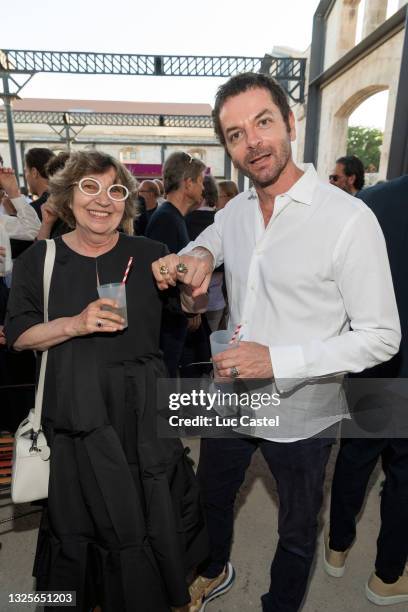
xmin=152 ymin=248 xmax=214 ymax=297
xmin=213 ymin=341 xmax=274 ymax=379
xmin=0 ymin=168 xmax=21 ymax=199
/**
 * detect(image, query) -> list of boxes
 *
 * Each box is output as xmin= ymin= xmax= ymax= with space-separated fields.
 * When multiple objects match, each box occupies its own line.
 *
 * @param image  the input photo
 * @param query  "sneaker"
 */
xmin=366 ymin=568 xmax=408 ymax=606
xmin=323 ymin=531 xmax=348 ymax=578
xmin=188 ymin=562 xmax=236 ymax=611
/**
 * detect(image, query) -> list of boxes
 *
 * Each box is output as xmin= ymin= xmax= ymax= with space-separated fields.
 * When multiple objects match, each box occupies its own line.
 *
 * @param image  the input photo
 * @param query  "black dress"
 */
xmin=5 ymin=234 xmax=208 ymax=611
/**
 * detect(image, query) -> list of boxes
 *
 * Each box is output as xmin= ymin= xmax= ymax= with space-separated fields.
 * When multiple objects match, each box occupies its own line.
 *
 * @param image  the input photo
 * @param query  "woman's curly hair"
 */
xmin=48 ymin=150 xmax=139 ymax=232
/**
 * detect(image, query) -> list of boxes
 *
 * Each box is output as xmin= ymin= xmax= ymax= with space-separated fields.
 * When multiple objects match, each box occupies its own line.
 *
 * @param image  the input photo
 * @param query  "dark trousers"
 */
xmin=197 ymin=435 xmax=333 ymax=612
xmin=329 ymin=438 xmax=408 ymax=583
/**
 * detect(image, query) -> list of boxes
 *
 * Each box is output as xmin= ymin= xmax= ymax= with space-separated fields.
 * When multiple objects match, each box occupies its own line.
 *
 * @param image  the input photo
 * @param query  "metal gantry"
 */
xmin=0 ymin=48 xmax=306 ymax=173
xmin=0 ymin=110 xmax=214 ymax=129
xmin=0 ymin=49 xmax=306 ymax=102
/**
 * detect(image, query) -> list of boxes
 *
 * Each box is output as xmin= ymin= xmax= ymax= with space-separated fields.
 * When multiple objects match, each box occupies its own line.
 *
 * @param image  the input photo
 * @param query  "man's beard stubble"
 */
xmin=235 ymin=136 xmax=292 ymax=189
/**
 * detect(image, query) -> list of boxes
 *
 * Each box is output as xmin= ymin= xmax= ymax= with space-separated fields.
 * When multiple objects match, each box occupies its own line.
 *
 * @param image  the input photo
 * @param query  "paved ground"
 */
xmin=0 ymin=439 xmax=404 ymax=611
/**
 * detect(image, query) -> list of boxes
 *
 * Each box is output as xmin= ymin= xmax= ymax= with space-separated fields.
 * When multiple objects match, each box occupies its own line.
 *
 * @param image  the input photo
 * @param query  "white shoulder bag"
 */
xmin=11 ymin=239 xmax=55 ymax=504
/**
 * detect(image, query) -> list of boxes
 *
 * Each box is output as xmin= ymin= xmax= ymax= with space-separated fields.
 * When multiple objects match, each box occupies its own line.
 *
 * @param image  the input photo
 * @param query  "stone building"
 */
xmin=303 ymin=0 xmax=408 ymax=179
xmin=1 ymin=1 xmax=407 ymax=184
xmin=0 ymin=98 xmax=226 ymax=185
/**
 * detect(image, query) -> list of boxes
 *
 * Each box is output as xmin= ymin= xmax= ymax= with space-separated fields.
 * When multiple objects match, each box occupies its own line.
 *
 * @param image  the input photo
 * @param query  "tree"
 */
xmin=347 ymin=126 xmax=383 ymax=171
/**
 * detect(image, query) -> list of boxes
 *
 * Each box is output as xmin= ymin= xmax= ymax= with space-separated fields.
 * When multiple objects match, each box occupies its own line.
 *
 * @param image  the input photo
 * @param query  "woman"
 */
xmin=216 ymin=180 xmax=238 ymax=211
xmin=5 ymin=151 xmax=207 ymax=611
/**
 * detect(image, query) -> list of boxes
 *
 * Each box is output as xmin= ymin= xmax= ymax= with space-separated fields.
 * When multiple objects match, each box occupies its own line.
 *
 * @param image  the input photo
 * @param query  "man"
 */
xmin=146 ymin=151 xmax=206 ymax=377
xmin=154 ymin=178 xmax=166 ymax=204
xmin=325 ymin=175 xmax=408 ymax=605
xmin=135 ymin=179 xmax=159 ymax=235
xmin=24 ymin=147 xmax=55 ymax=219
xmin=329 ymin=154 xmax=365 ymax=195
xmin=151 ymin=73 xmax=400 ymax=612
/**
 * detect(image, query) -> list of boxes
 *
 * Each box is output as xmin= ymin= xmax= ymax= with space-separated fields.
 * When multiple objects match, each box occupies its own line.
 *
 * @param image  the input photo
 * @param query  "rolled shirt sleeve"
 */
xmin=2 ymin=196 xmax=41 ymax=240
xmin=178 ymin=207 xmax=225 ymax=268
xmin=0 ymin=225 xmax=13 ymax=275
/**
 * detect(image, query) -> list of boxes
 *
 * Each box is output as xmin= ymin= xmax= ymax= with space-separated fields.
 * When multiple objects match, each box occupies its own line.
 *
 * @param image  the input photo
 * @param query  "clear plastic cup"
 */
xmin=97 ymin=282 xmax=128 ymax=328
xmin=209 ymin=329 xmax=237 ymax=358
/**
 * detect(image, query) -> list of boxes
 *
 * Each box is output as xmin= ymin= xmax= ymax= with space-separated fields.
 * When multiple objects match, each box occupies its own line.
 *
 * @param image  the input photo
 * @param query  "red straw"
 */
xmin=229 ymin=324 xmax=242 ymax=344
xmin=121 ymin=257 xmax=133 ymax=284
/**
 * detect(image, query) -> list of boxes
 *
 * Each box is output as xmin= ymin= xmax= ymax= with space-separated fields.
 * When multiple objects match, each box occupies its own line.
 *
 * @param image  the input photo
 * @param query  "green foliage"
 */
xmin=347 ymin=126 xmax=383 ymax=172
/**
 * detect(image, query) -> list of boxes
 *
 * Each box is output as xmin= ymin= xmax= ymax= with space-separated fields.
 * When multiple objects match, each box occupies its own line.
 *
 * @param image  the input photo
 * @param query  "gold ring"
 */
xmin=159 ymin=264 xmax=169 ymax=275
xmin=176 ymin=262 xmax=188 ymax=274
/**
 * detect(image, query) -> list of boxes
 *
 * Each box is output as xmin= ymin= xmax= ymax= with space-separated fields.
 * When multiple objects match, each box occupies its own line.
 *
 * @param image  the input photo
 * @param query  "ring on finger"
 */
xmin=176 ymin=261 xmax=188 ymax=274
xmin=230 ymin=366 xmax=239 ymax=378
xmin=159 ymin=264 xmax=169 ymax=275
xmin=96 ymin=319 xmax=103 ymax=328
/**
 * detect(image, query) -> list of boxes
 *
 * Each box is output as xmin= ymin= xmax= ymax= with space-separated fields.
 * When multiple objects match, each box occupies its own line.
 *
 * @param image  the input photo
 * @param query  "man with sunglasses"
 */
xmin=329 ymin=155 xmax=365 ymax=195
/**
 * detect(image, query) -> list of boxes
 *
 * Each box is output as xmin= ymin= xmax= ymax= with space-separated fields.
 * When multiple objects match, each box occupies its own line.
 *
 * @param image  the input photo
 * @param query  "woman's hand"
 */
xmin=67 ymin=298 xmax=126 ymax=337
xmin=41 ymin=201 xmax=58 ymax=226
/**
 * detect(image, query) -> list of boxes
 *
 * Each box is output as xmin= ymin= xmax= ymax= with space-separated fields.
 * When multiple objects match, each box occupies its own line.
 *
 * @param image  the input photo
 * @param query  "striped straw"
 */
xmin=121 ymin=256 xmax=133 ymax=284
xmin=229 ymin=324 xmax=242 ymax=344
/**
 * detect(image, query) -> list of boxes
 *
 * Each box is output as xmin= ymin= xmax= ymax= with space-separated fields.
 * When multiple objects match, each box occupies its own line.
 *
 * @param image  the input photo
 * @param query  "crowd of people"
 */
xmin=0 ymin=69 xmax=407 ymax=612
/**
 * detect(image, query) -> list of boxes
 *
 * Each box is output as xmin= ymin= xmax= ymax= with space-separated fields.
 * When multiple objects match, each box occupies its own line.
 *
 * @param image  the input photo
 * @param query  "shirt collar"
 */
xmin=246 ymin=163 xmax=318 ymax=206
xmin=284 ymin=164 xmax=317 ymax=206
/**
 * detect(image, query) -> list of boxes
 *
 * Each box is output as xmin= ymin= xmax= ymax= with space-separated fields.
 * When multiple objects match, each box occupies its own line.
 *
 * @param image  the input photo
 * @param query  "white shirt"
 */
xmin=0 ymin=196 xmax=41 ymax=240
xmin=180 ymin=164 xmax=401 ymax=441
xmin=0 ymin=225 xmax=12 ymax=276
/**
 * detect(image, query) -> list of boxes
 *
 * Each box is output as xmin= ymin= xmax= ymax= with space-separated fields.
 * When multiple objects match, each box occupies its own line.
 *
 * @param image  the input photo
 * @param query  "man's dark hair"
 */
xmin=163 ymin=151 xmax=206 ymax=194
xmin=46 ymin=151 xmax=70 ymax=177
xmin=336 ymin=155 xmax=365 ymax=191
xmin=212 ymin=72 xmax=291 ymax=147
xmin=25 ymin=147 xmax=56 ymax=178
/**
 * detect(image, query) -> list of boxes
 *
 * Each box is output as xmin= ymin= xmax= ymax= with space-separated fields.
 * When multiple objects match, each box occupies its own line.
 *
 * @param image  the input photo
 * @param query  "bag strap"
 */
xmin=31 ymin=239 xmax=56 ymax=433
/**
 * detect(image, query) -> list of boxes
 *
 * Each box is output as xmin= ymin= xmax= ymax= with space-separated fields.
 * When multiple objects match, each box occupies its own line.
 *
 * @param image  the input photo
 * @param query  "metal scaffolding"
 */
xmin=0 ymin=49 xmax=305 ymax=102
xmin=0 ymin=48 xmax=306 ymax=174
xmin=0 ymin=110 xmax=214 ymax=129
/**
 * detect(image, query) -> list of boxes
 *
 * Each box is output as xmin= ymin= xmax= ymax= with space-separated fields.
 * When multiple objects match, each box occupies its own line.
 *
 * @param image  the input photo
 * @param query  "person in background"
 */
xmin=146 ymin=152 xmax=206 ymax=377
xmin=36 ymin=151 xmax=71 ymax=240
xmin=329 ymin=155 xmax=365 ymax=196
xmin=154 ymin=178 xmax=166 ymax=205
xmin=186 ymin=175 xmax=226 ymax=333
xmin=180 ymin=175 xmax=222 ymax=377
xmin=134 ymin=180 xmax=159 ymax=235
xmin=217 ymin=180 xmax=239 ymax=210
xmin=325 ymin=174 xmax=408 ymax=606
xmin=24 ymin=148 xmax=56 ymax=219
xmin=0 ymin=167 xmax=41 ymax=430
xmin=0 ymin=168 xmax=41 ymax=241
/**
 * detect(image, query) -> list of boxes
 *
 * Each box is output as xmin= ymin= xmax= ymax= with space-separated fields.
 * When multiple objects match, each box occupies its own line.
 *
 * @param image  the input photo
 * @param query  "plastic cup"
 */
xmin=97 ymin=282 xmax=128 ymax=328
xmin=209 ymin=329 xmax=237 ymax=358
xmin=209 ymin=330 xmax=239 ymax=412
